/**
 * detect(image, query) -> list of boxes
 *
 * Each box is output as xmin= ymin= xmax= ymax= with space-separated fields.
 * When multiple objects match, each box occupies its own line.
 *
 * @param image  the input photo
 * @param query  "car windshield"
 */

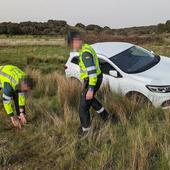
xmin=110 ymin=46 xmax=160 ymax=73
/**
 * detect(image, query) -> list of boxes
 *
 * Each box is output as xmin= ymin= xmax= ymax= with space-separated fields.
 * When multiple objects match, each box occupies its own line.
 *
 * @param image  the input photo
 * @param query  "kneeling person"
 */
xmin=0 ymin=65 xmax=33 ymax=128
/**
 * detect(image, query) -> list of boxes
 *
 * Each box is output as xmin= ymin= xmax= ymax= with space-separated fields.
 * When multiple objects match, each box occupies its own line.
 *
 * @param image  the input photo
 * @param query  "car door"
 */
xmin=66 ymin=55 xmax=80 ymax=80
xmin=99 ymin=58 xmax=124 ymax=93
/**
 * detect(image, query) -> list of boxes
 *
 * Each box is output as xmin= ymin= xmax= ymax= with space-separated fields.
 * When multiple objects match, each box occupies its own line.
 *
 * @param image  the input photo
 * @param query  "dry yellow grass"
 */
xmin=0 ymin=38 xmax=65 ymax=47
xmin=6 ymin=68 xmax=167 ymax=170
xmin=0 ymin=33 xmax=170 ymax=169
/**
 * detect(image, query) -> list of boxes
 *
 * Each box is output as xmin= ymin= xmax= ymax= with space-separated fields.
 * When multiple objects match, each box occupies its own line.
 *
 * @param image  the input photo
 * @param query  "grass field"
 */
xmin=0 ymin=35 xmax=170 ymax=170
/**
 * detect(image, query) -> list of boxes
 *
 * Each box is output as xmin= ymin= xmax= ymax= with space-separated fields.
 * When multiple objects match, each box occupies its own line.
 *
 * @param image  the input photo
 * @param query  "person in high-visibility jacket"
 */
xmin=67 ymin=32 xmax=109 ymax=135
xmin=0 ymin=65 xmax=33 ymax=128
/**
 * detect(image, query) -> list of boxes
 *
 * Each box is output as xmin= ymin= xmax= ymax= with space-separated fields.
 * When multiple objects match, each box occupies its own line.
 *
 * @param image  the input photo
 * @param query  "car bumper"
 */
xmin=147 ymin=91 xmax=170 ymax=108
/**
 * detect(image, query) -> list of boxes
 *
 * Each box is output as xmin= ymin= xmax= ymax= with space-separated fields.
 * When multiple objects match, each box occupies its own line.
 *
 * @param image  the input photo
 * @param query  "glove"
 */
xmin=19 ymin=113 xmax=27 ymax=125
xmin=10 ymin=116 xmax=21 ymax=129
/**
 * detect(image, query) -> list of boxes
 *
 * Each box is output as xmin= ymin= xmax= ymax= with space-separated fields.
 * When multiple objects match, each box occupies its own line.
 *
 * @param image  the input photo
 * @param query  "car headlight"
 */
xmin=146 ymin=85 xmax=170 ymax=93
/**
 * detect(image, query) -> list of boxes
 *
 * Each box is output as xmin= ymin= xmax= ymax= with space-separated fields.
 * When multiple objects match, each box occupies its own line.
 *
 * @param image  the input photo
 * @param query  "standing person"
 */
xmin=0 ymin=65 xmax=33 ymax=128
xmin=67 ymin=32 xmax=109 ymax=135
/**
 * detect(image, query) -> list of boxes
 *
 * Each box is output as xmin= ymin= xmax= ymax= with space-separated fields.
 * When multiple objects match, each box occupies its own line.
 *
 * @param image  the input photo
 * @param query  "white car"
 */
xmin=65 ymin=42 xmax=170 ymax=108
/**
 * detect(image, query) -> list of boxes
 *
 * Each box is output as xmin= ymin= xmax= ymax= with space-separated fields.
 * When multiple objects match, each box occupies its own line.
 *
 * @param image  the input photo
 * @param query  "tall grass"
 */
xmin=0 ymin=69 xmax=169 ymax=169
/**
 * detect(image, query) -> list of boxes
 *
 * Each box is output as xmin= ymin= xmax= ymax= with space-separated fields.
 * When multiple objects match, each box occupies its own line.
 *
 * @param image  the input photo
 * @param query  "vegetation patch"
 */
xmin=0 ymin=36 xmax=169 ymax=169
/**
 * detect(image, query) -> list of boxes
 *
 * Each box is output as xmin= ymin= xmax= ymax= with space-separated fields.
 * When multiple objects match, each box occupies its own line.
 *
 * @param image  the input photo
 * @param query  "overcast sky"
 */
xmin=0 ymin=0 xmax=170 ymax=28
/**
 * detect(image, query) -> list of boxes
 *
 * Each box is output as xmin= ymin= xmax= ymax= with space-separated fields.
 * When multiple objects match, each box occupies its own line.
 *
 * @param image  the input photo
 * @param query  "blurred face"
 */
xmin=20 ymin=82 xmax=30 ymax=92
xmin=72 ymin=38 xmax=82 ymax=51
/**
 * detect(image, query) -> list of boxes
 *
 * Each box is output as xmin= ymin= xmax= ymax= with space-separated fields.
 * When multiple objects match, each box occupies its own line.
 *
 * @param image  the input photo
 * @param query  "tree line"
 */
xmin=0 ymin=20 xmax=169 ymax=35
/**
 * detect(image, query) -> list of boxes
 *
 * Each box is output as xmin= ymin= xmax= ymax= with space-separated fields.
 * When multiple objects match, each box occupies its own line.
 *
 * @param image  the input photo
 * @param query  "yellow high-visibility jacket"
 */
xmin=79 ymin=44 xmax=101 ymax=89
xmin=0 ymin=65 xmax=26 ymax=116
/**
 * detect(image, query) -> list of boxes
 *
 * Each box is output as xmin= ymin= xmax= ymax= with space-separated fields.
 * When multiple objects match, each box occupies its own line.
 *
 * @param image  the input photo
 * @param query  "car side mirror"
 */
xmin=109 ymin=70 xmax=118 ymax=77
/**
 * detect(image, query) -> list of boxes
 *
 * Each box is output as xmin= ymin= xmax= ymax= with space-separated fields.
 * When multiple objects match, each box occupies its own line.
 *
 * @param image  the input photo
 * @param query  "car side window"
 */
xmin=71 ymin=56 xmax=79 ymax=65
xmin=99 ymin=59 xmax=115 ymax=75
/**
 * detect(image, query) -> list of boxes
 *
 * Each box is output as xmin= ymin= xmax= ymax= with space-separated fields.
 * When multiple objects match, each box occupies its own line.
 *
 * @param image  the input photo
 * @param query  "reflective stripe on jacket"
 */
xmin=0 ymin=65 xmax=26 ymax=116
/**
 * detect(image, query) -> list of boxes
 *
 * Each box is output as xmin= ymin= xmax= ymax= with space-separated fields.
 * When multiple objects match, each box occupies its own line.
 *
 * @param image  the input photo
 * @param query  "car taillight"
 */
xmin=64 ymin=65 xmax=68 ymax=70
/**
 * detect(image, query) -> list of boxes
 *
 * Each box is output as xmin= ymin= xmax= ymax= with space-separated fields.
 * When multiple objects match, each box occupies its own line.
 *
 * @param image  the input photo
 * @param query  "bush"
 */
xmin=157 ymin=23 xmax=166 ymax=33
xmin=165 ymin=20 xmax=170 ymax=32
xmin=83 ymin=33 xmax=163 ymax=45
xmin=75 ymin=23 xmax=86 ymax=29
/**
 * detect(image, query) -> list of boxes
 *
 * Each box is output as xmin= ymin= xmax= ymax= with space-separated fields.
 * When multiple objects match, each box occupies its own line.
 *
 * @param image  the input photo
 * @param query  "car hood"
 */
xmin=129 ymin=56 xmax=170 ymax=85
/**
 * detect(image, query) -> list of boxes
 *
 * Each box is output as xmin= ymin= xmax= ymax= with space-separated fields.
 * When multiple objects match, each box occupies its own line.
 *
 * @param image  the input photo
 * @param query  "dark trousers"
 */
xmin=79 ymin=74 xmax=108 ymax=128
